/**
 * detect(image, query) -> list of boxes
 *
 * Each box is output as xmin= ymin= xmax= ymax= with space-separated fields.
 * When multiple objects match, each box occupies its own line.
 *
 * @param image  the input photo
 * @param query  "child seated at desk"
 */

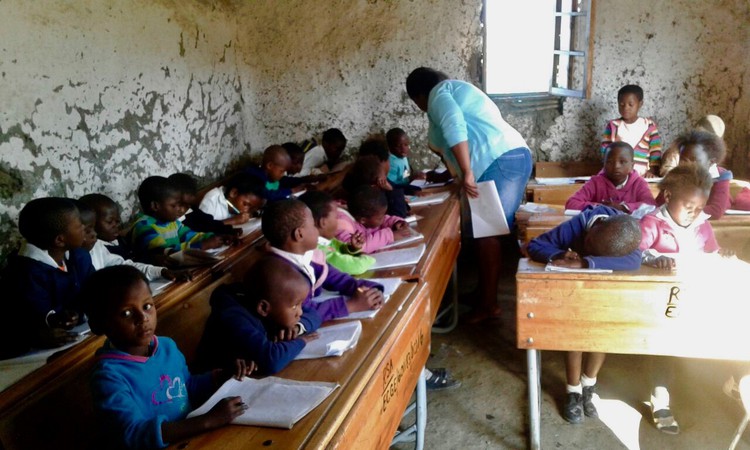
xmin=131 ymin=176 xmax=225 ymax=265
xmin=299 ymin=190 xmax=375 ymax=275
xmin=195 ymin=256 xmax=321 ymax=375
xmin=84 ymin=266 xmax=255 ymax=449
xmin=566 ymin=142 xmax=655 ymax=213
xmin=386 ymin=127 xmax=425 ymax=188
xmin=168 ymin=173 xmax=241 ymax=235
xmin=262 ymin=199 xmax=384 ymax=322
xmin=245 ymin=145 xmax=304 ymax=202
xmin=353 ymin=138 xmax=411 ymax=216
xmin=2 ymin=197 xmax=95 ymax=358
xmin=336 ymin=185 xmax=411 ymax=254
xmin=198 ymin=173 xmax=265 ymax=226
xmin=600 ymin=84 xmax=662 ymax=177
xmin=79 ymin=193 xmax=131 ymax=259
xmin=659 ymin=115 xmax=725 ymax=176
xmin=299 ymin=128 xmax=347 ymax=176
xmin=526 ymin=206 xmax=641 ymax=424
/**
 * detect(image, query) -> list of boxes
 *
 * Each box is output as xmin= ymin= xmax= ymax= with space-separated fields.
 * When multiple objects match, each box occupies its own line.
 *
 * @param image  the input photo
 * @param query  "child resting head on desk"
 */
xmin=526 ymin=206 xmax=641 ymax=425
xmin=84 ymin=265 xmax=255 ymax=449
xmin=298 ymin=190 xmax=375 ymax=275
xmin=262 ymin=198 xmax=384 ymax=322
xmin=195 ymin=256 xmax=320 ymax=375
xmin=336 ymin=185 xmax=411 ymax=254
xmin=565 ymin=142 xmax=656 ymax=213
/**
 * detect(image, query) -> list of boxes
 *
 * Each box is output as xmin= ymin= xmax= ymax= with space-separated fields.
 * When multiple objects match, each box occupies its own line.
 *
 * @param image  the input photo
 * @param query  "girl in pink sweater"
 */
xmin=336 ymin=185 xmax=410 ymax=254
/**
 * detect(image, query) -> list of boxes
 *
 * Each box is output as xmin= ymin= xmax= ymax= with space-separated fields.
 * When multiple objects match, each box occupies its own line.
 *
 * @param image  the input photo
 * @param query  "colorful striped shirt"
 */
xmin=131 ymin=213 xmax=211 ymax=256
xmin=600 ymin=117 xmax=662 ymax=175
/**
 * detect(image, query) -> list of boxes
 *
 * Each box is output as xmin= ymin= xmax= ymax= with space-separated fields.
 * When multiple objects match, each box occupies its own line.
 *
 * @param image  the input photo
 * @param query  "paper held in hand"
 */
xmin=468 ymin=181 xmax=510 ymax=238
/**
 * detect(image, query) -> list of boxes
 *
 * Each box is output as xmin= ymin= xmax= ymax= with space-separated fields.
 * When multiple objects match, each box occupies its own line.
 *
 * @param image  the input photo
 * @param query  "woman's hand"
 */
xmin=462 ymin=170 xmax=479 ymax=198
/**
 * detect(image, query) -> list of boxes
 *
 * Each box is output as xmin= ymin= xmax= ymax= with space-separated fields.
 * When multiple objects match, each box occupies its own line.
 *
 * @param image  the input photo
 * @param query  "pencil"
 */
xmin=226 ymin=200 xmax=241 ymax=215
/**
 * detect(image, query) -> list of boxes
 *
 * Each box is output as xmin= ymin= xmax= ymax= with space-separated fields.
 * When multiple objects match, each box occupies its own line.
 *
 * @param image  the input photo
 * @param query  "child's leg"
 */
xmin=563 ymin=351 xmax=584 ymax=424
xmin=566 ymin=351 xmax=583 ymax=386
xmin=582 ymin=352 xmax=606 ymax=379
xmin=650 ymin=355 xmax=679 ymax=434
xmin=580 ymin=352 xmax=605 ymax=419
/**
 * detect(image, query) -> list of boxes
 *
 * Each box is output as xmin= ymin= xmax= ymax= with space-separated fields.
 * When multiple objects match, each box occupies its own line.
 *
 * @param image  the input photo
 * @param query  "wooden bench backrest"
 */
xmin=535 ymin=161 xmax=601 ymax=178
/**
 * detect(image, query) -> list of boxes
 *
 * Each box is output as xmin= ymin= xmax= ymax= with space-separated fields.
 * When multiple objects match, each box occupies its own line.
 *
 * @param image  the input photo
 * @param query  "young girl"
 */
xmin=566 ymin=142 xmax=656 ymax=212
xmin=675 ymin=130 xmax=732 ymax=219
xmin=83 ymin=265 xmax=255 ymax=449
xmin=344 ymin=142 xmax=411 ymax=217
xmin=199 ymin=173 xmax=265 ymax=226
xmin=336 ymin=185 xmax=411 ymax=254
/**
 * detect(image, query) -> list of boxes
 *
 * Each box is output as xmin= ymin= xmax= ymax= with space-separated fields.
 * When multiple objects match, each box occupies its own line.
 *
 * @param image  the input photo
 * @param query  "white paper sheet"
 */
xmin=378 ymin=227 xmax=424 ymax=250
xmin=544 ymin=263 xmax=612 ymax=274
xmin=564 ymin=209 xmax=582 ymax=216
xmin=534 ymin=176 xmax=591 ymax=185
xmin=370 ymin=243 xmax=426 ymax=270
xmin=295 ymin=321 xmax=362 ymax=359
xmin=724 ymin=209 xmax=750 ymax=215
xmin=235 ymin=217 xmax=262 ymax=238
xmin=187 ymin=377 xmax=338 ymax=429
xmin=406 ymin=192 xmax=450 ymax=207
xmin=410 ymin=179 xmax=452 ymax=189
xmin=149 ymin=279 xmax=174 ymax=295
xmin=310 ymin=277 xmax=404 ymax=319
xmin=468 ymin=181 xmax=510 ymax=238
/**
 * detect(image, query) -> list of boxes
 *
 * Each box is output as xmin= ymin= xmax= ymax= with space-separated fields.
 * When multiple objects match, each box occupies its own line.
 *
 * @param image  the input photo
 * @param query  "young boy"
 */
xmin=244 ymin=145 xmax=301 ymax=202
xmin=195 ymin=256 xmax=321 ymax=375
xmin=675 ymin=130 xmax=732 ymax=219
xmin=600 ymin=84 xmax=663 ymax=177
xmin=167 ymin=173 xmax=237 ymax=235
xmin=261 ymin=199 xmax=384 ymax=322
xmin=196 ymin=173 xmax=265 ymax=225
xmin=2 ymin=197 xmax=94 ymax=358
xmin=386 ymin=128 xmax=425 ymax=187
xmin=526 ymin=206 xmax=641 ymax=424
xmin=131 ymin=176 xmax=224 ymax=265
xmin=299 ymin=128 xmax=348 ymax=176
xmin=298 ymin=191 xmax=375 ymax=275
xmin=344 ymin=146 xmax=411 ymax=218
xmin=79 ymin=193 xmax=131 ymax=259
xmin=83 ymin=266 xmax=254 ymax=449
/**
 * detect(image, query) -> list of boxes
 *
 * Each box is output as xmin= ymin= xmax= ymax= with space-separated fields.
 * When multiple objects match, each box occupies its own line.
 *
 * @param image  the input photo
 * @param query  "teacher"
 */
xmin=406 ymin=67 xmax=533 ymax=323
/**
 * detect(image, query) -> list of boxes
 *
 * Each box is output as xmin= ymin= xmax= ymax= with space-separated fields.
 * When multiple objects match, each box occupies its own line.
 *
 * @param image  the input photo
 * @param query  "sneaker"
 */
xmin=723 ymin=376 xmax=742 ymax=404
xmin=563 ymin=392 xmax=583 ymax=424
xmin=582 ymin=386 xmax=598 ymax=418
xmin=425 ymin=368 xmax=461 ymax=391
xmin=652 ymin=407 xmax=680 ymax=435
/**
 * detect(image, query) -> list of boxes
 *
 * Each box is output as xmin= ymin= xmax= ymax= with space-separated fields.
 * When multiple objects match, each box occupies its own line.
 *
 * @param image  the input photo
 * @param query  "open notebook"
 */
xmin=311 ymin=277 xmax=404 ymax=320
xmin=188 ymin=377 xmax=338 ymax=429
xmin=379 ymin=227 xmax=423 ymax=251
xmin=295 ymin=321 xmax=362 ymax=359
xmin=370 ymin=243 xmax=426 ymax=270
xmin=235 ymin=217 xmax=262 ymax=238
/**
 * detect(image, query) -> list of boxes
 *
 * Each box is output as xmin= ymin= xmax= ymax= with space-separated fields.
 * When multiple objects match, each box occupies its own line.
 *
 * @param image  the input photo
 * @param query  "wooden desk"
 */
xmin=516 ymin=256 xmax=750 ymax=449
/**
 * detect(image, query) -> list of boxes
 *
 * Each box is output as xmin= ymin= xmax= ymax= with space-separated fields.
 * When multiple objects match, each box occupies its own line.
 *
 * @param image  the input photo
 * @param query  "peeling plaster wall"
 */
xmin=0 ymin=1 xmax=247 ymax=262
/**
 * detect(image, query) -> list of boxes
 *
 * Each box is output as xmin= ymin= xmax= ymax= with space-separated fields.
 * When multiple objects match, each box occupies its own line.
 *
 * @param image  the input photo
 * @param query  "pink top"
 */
xmin=639 ymin=205 xmax=719 ymax=258
xmin=335 ymin=208 xmax=404 ymax=254
xmin=565 ymin=170 xmax=656 ymax=212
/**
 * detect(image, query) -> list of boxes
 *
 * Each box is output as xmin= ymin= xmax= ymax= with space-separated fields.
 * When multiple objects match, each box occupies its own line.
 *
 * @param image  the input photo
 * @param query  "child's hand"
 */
xmin=273 ymin=324 xmax=302 ymax=342
xmin=228 ymin=359 xmax=257 ymax=381
xmin=161 ymin=268 xmax=192 ymax=282
xmin=719 ymin=248 xmax=737 ymax=258
xmin=200 ymin=236 xmax=225 ymax=250
xmin=376 ymin=176 xmax=393 ymax=191
xmin=557 ymin=250 xmax=580 ymax=261
xmin=300 ymin=332 xmax=319 ymax=344
xmin=393 ymin=226 xmax=411 ymax=240
xmin=653 ymin=255 xmax=676 ymax=270
xmin=549 ymin=258 xmax=587 ymax=269
xmin=348 ymin=231 xmax=365 ymax=252
xmin=347 ymin=287 xmax=384 ymax=312
xmin=412 ymin=171 xmax=427 ymax=181
xmin=391 ymin=220 xmax=408 ymax=232
xmin=226 ymin=212 xmax=251 ymax=225
xmin=48 ymin=310 xmax=79 ymax=330
xmin=292 ymin=186 xmax=306 ymax=194
xmin=203 ymin=396 xmax=248 ymax=428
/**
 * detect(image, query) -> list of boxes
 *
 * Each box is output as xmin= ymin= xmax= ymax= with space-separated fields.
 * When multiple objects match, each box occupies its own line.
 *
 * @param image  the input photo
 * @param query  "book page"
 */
xmin=370 ymin=243 xmax=426 ymax=270
xmin=378 ymin=227 xmax=424 ymax=250
xmin=311 ymin=277 xmax=403 ymax=320
xmin=235 ymin=217 xmax=262 ymax=238
xmin=468 ymin=181 xmax=509 ymax=238
xmin=295 ymin=321 xmax=362 ymax=359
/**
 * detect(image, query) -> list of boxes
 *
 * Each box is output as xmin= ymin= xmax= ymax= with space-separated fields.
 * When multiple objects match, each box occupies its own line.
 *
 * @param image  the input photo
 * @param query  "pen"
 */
xmin=226 ymin=200 xmax=241 ymax=215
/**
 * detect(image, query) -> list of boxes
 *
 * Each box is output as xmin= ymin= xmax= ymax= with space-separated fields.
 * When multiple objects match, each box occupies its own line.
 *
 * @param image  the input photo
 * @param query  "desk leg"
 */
xmin=416 ymin=367 xmax=427 ymax=450
xmin=528 ymin=349 xmax=541 ymax=450
xmin=432 ymin=265 xmax=459 ymax=334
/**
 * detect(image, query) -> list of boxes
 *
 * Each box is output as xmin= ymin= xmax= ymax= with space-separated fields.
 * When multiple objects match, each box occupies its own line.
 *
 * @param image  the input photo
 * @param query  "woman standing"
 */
xmin=406 ymin=67 xmax=532 ymax=323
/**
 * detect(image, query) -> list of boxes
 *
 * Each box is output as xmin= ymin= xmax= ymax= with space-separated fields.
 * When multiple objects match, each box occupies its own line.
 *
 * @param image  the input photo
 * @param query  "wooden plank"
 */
xmin=535 ymin=161 xmax=600 ymax=178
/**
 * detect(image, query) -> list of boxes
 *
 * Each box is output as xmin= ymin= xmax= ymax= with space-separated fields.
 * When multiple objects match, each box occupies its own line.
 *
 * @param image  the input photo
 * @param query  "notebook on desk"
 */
xmin=406 ymin=192 xmax=450 ymax=207
xmin=295 ymin=321 xmax=362 ymax=359
xmin=379 ymin=227 xmax=423 ymax=250
xmin=235 ymin=217 xmax=262 ymax=238
xmin=311 ymin=277 xmax=404 ymax=320
xmin=370 ymin=244 xmax=426 ymax=270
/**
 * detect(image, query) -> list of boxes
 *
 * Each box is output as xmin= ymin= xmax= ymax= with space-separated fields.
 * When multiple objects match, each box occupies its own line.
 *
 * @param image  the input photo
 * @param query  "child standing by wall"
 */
xmin=83 ymin=266 xmax=254 ymax=449
xmin=336 ymin=185 xmax=411 ymax=254
xmin=600 ymin=84 xmax=663 ymax=177
xmin=566 ymin=142 xmax=655 ymax=212
xmin=526 ymin=207 xmax=642 ymax=424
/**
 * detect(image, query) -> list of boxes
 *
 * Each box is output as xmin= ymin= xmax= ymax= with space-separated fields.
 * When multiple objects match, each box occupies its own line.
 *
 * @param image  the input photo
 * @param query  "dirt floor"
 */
xmin=394 ymin=241 xmax=750 ymax=450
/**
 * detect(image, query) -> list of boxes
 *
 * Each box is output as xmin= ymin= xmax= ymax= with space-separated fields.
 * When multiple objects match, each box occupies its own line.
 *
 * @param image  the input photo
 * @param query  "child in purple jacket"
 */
xmin=261 ymin=199 xmax=385 ymax=322
xmin=566 ymin=142 xmax=655 ymax=213
xmin=336 ymin=185 xmax=411 ymax=254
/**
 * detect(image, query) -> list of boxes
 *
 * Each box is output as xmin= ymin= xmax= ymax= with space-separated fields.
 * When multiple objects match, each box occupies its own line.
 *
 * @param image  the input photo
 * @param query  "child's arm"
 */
xmin=623 ymin=177 xmax=658 ymax=212
xmin=526 ymin=220 xmax=578 ymax=263
xmin=161 ymin=397 xmax=248 ymax=444
xmin=583 ymin=249 xmax=642 ymax=270
xmin=175 ymin=222 xmax=217 ymax=250
xmin=565 ymin=180 xmax=601 ymax=211
xmin=359 ymin=228 xmax=395 ymax=254
xmin=703 ymin=176 xmax=731 ymax=219
xmin=328 ymin=239 xmax=375 ymax=276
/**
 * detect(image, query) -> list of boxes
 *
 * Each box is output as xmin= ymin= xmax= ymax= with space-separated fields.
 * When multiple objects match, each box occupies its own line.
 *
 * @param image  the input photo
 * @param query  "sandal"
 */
xmin=425 ymin=368 xmax=461 ymax=391
xmin=652 ymin=408 xmax=680 ymax=435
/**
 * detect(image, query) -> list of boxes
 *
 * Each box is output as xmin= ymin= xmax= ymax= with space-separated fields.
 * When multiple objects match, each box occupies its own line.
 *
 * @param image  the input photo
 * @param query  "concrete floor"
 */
xmin=395 ymin=242 xmax=750 ymax=450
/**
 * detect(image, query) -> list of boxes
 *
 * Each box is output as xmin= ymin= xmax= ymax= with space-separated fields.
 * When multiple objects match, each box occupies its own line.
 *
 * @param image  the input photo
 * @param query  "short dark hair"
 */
xmin=282 ymin=142 xmax=305 ymax=160
xmin=261 ymin=199 xmax=308 ymax=248
xmin=168 ymin=173 xmax=199 ymax=196
xmin=587 ymin=214 xmax=641 ymax=257
xmin=79 ymin=193 xmax=117 ymax=214
xmin=659 ymin=162 xmax=713 ymax=197
xmin=298 ymin=191 xmax=334 ymax=224
xmin=386 ymin=128 xmax=407 ymax=149
xmin=617 ymin=84 xmax=644 ymax=102
xmin=604 ymin=142 xmax=634 ymax=161
xmin=681 ymin=130 xmax=726 ymax=164
xmin=406 ymin=67 xmax=449 ymax=100
xmin=18 ymin=197 xmax=79 ymax=249
xmin=359 ymin=136 xmax=390 ymax=162
xmin=262 ymin=145 xmax=290 ymax=166
xmin=73 ymin=199 xmax=96 ymax=223
xmin=322 ymin=128 xmax=347 ymax=146
xmin=81 ymin=265 xmax=149 ymax=336
xmin=243 ymin=255 xmax=308 ymax=307
xmin=138 ymin=176 xmax=180 ymax=213
xmin=348 ymin=185 xmax=387 ymax=219
xmin=342 ymin=155 xmax=382 ymax=192
xmin=224 ymin=173 xmax=264 ymax=198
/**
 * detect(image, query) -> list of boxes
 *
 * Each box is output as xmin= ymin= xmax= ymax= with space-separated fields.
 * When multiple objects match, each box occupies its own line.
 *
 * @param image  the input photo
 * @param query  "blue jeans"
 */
xmin=476 ymin=147 xmax=533 ymax=230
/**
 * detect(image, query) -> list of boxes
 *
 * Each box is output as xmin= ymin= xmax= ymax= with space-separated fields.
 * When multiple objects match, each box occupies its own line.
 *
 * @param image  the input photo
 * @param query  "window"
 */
xmin=483 ymin=0 xmax=595 ymax=99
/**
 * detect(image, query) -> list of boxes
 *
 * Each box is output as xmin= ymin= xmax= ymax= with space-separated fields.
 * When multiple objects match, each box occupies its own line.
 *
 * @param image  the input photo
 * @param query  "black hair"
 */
xmin=359 ymin=136 xmax=390 ymax=162
xmin=342 ymin=155 xmax=382 ymax=192
xmin=681 ymin=130 xmax=727 ymax=164
xmin=18 ymin=197 xmax=79 ymax=249
xmin=73 ymin=199 xmax=96 ymax=223
xmin=617 ymin=84 xmax=644 ymax=102
xmin=298 ymin=191 xmax=335 ymax=224
xmin=604 ymin=142 xmax=634 ymax=161
xmin=168 ymin=173 xmax=199 ymax=196
xmin=282 ymin=142 xmax=304 ymax=160
xmin=348 ymin=185 xmax=387 ymax=219
xmin=322 ymin=128 xmax=347 ymax=145
xmin=80 ymin=265 xmax=149 ymax=335
xmin=223 ymin=173 xmax=264 ymax=198
xmin=243 ymin=255 xmax=308 ymax=307
xmin=138 ymin=176 xmax=181 ymax=213
xmin=262 ymin=145 xmax=290 ymax=166
xmin=386 ymin=128 xmax=407 ymax=149
xmin=79 ymin=193 xmax=117 ymax=213
xmin=406 ymin=67 xmax=450 ymax=100
xmin=659 ymin=162 xmax=713 ymax=197
xmin=261 ymin=199 xmax=308 ymax=248
xmin=586 ymin=215 xmax=641 ymax=257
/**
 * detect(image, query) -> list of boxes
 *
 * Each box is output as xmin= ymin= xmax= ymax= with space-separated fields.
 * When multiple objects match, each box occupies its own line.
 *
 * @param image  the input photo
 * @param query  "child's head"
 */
xmin=79 ymin=193 xmax=121 ymax=242
xmin=138 ymin=176 xmax=183 ymax=222
xmin=223 ymin=173 xmax=265 ymax=215
xmin=282 ymin=142 xmax=305 ymax=175
xmin=321 ymin=128 xmax=347 ymax=162
xmin=167 ymin=173 xmax=199 ymax=217
xmin=73 ymin=200 xmax=98 ymax=252
xmin=583 ymin=214 xmax=641 ymax=257
xmin=348 ymin=185 xmax=388 ymax=228
xmin=679 ymin=130 xmax=726 ymax=168
xmin=261 ymin=145 xmax=291 ymax=182
xmin=81 ymin=265 xmax=155 ymax=355
xmin=617 ymin=84 xmax=644 ymax=123
xmin=261 ymin=199 xmax=318 ymax=252
xmin=18 ymin=197 xmax=85 ymax=251
xmin=695 ymin=115 xmax=725 ymax=138
xmin=659 ymin=163 xmax=712 ymax=227
xmin=244 ymin=256 xmax=310 ymax=330
xmin=406 ymin=67 xmax=450 ymax=112
xmin=342 ymin=155 xmax=385 ymax=193
xmin=298 ymin=191 xmax=338 ymax=240
xmin=603 ymin=142 xmax=635 ymax=185
xmin=386 ymin=128 xmax=410 ymax=158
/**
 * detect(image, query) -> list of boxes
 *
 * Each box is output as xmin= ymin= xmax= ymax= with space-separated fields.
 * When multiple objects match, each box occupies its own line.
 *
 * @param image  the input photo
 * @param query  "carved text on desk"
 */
xmin=381 ymin=328 xmax=425 ymax=413
xmin=665 ymin=286 xmax=681 ymax=318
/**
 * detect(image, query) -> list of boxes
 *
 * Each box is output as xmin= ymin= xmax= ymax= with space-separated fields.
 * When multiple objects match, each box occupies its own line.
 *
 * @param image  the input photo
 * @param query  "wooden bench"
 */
xmin=534 ymin=161 xmax=601 ymax=178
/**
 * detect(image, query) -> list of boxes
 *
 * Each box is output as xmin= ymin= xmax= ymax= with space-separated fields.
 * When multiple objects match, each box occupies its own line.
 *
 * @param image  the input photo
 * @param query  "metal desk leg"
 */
xmin=391 ymin=367 xmax=428 ymax=449
xmin=432 ymin=265 xmax=459 ymax=334
xmin=528 ymin=349 xmax=541 ymax=450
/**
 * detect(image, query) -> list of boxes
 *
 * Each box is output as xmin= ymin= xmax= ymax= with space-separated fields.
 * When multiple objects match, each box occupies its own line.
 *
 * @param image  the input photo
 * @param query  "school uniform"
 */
xmin=388 ymin=154 xmax=411 ymax=186
xmin=131 ymin=213 xmax=211 ymax=261
xmin=243 ymin=166 xmax=292 ymax=202
xmin=565 ymin=170 xmax=656 ymax=212
xmin=639 ymin=205 xmax=719 ymax=265
xmin=317 ymin=236 xmax=375 ymax=276
xmin=654 ymin=165 xmax=733 ymax=219
xmin=89 ymin=239 xmax=165 ymax=280
xmin=198 ymin=186 xmax=232 ymax=221
xmin=335 ymin=208 xmax=405 ymax=254
xmin=180 ymin=208 xmax=236 ymax=235
xmin=299 ymin=145 xmax=328 ymax=176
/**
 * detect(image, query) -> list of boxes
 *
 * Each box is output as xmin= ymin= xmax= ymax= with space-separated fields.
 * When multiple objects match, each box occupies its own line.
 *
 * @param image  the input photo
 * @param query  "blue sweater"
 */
xmin=526 ymin=205 xmax=641 ymax=270
xmin=243 ymin=166 xmax=293 ymax=202
xmin=195 ymin=283 xmax=322 ymax=375
xmin=91 ymin=336 xmax=213 ymax=449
